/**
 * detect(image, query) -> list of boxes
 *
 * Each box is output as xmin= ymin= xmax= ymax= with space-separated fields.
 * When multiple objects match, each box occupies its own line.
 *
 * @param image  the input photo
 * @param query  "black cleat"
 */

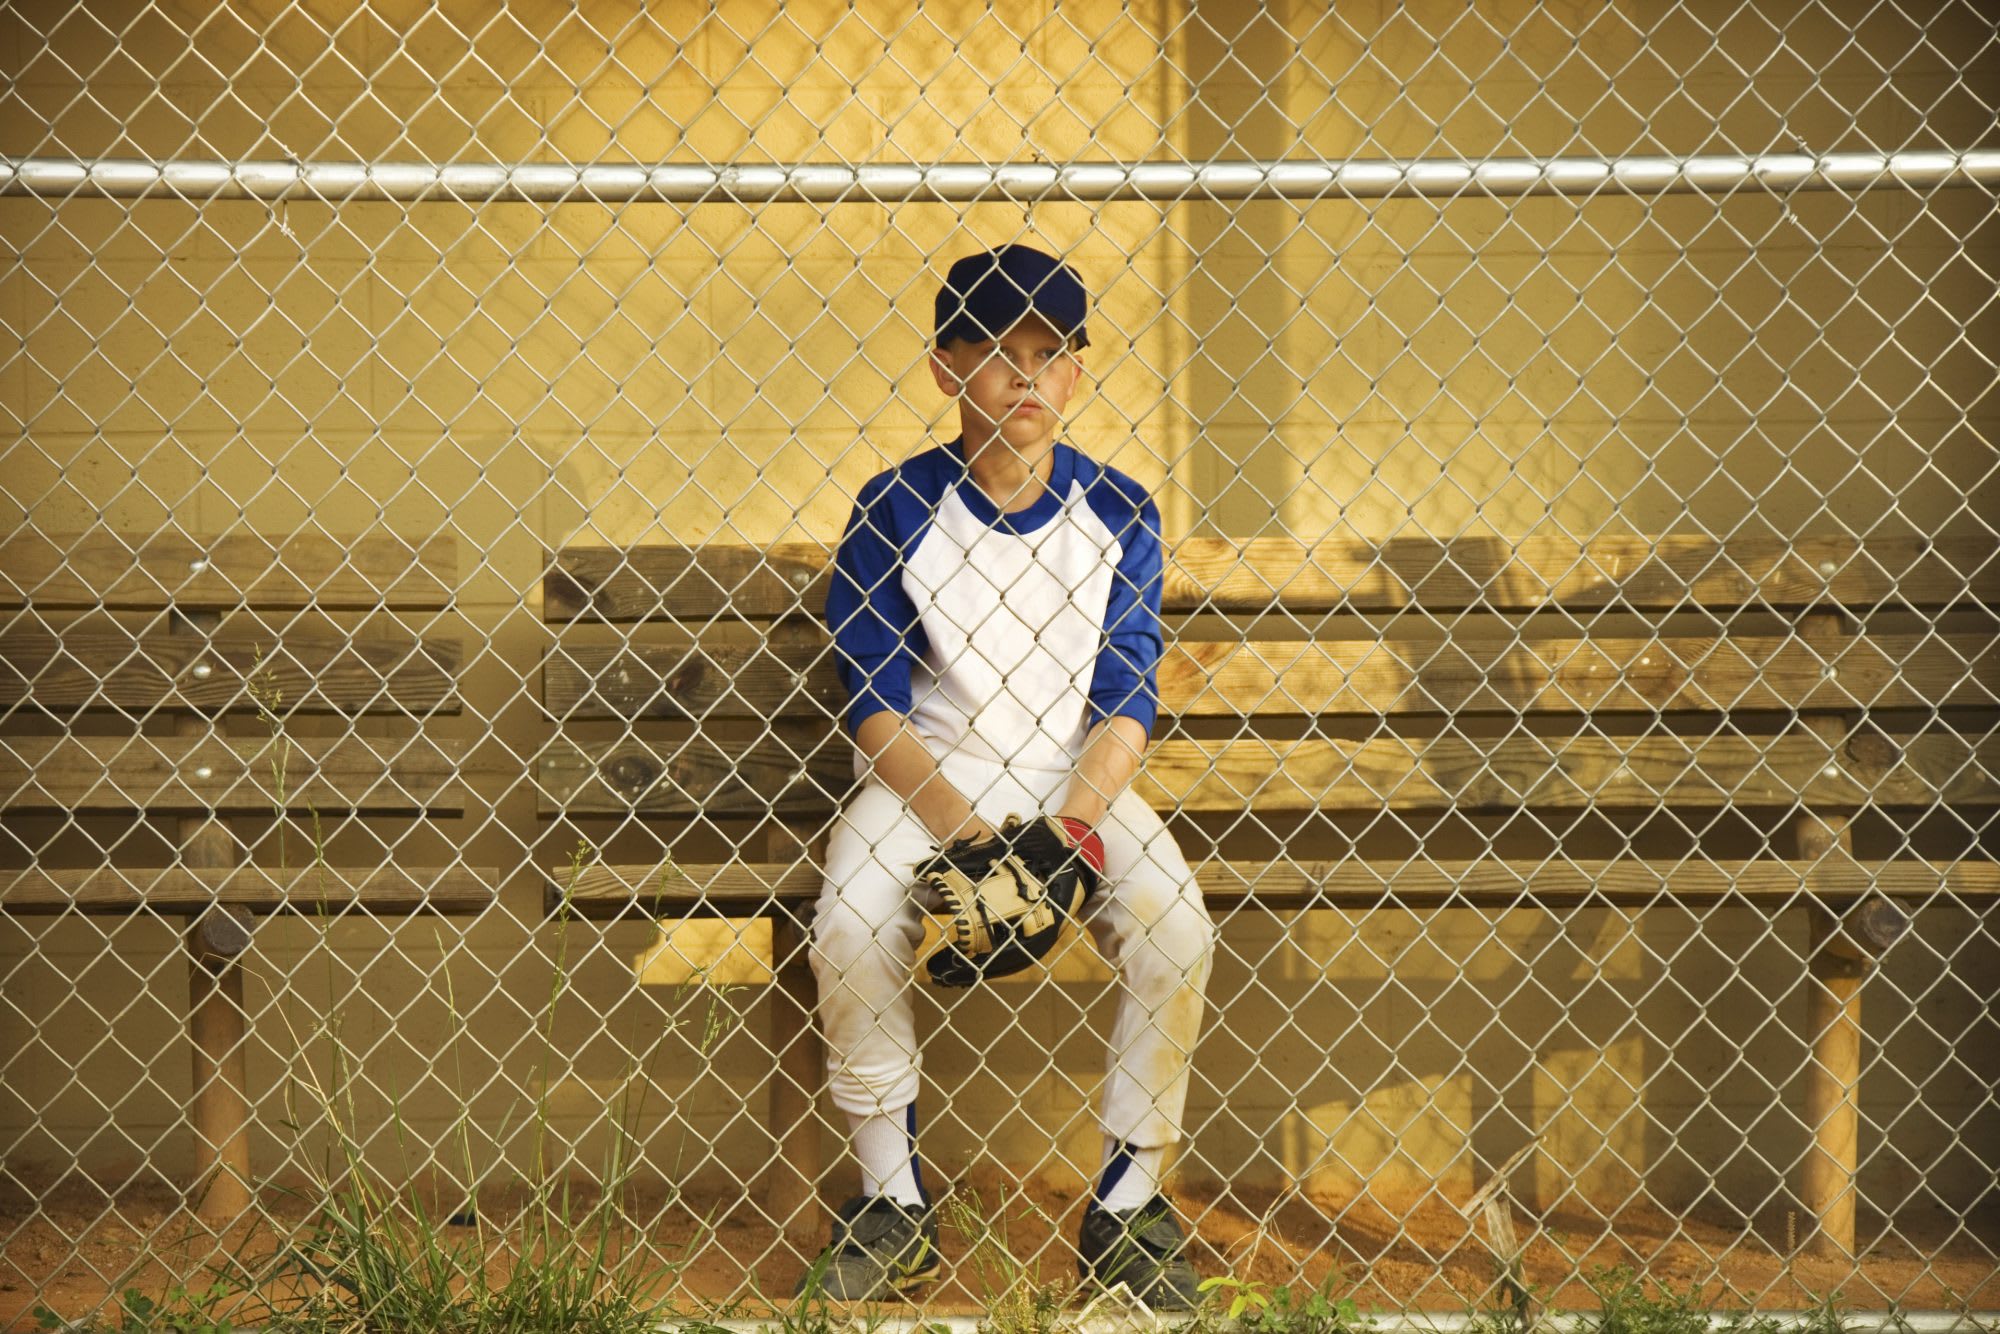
xmin=795 ymin=1195 xmax=941 ymax=1302
xmin=1076 ymin=1194 xmax=1201 ymax=1311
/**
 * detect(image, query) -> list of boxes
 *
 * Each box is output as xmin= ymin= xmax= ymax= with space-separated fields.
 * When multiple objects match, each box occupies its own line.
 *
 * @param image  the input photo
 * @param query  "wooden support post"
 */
xmin=187 ymin=925 xmax=252 ymax=1224
xmin=1793 ymin=608 xmax=1861 ymax=1261
xmin=763 ymin=825 xmax=824 ymax=1253
xmin=172 ymin=608 xmax=253 ymax=1226
xmin=768 ymin=910 xmax=823 ymax=1249
xmin=1801 ymin=902 xmax=1863 ymax=1259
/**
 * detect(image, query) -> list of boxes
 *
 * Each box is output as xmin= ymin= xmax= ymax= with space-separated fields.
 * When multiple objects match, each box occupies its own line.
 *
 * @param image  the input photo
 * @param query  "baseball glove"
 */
xmin=919 ymin=815 xmax=1104 ymax=988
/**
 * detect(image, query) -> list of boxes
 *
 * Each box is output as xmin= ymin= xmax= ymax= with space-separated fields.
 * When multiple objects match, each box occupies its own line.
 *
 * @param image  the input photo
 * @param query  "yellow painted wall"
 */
xmin=2 ymin=0 xmax=1994 ymax=1226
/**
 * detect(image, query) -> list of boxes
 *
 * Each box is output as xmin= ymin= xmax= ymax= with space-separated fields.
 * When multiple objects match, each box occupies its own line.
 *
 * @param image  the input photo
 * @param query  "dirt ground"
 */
xmin=4 ymin=1169 xmax=1996 ymax=1330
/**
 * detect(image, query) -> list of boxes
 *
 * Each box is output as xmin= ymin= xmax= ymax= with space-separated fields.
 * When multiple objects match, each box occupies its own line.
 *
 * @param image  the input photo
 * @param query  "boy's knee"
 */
xmin=1118 ymin=885 xmax=1215 ymax=981
xmin=812 ymin=894 xmax=918 ymax=972
xmin=812 ymin=898 xmax=869 ymax=959
xmin=1161 ymin=892 xmax=1217 ymax=972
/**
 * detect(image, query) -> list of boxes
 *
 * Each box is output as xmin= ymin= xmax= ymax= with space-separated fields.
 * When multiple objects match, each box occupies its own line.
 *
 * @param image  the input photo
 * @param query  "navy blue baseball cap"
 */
xmin=934 ymin=244 xmax=1091 ymax=349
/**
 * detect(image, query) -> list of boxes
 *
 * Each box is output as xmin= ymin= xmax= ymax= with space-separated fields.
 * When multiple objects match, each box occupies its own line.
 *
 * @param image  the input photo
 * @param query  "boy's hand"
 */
xmin=906 ymin=770 xmax=993 ymax=845
xmin=917 ymin=816 xmax=1095 ymax=987
xmin=938 ymin=810 xmax=998 ymax=845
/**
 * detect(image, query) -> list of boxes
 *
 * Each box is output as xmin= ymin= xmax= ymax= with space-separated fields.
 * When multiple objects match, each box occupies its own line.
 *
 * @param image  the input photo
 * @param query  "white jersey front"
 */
xmin=827 ymin=439 xmax=1165 ymax=773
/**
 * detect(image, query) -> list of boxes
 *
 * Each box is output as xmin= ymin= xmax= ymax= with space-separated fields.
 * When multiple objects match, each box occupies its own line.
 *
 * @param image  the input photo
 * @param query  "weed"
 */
xmin=1266 ymin=1285 xmax=1373 ymax=1334
xmin=942 ymin=1187 xmax=1071 ymax=1334
xmin=1199 ymin=1274 xmax=1274 ymax=1322
xmin=1718 ymin=1290 xmax=1861 ymax=1334
xmin=1196 ymin=1271 xmax=1374 ymax=1334
xmin=769 ymin=1244 xmax=840 ymax=1334
xmin=34 ymin=1282 xmax=240 ymax=1334
xmin=1571 ymin=1266 xmax=1865 ymax=1334
xmin=1584 ymin=1266 xmax=1714 ymax=1334
xmin=995 ymin=1282 xmax=1071 ymax=1334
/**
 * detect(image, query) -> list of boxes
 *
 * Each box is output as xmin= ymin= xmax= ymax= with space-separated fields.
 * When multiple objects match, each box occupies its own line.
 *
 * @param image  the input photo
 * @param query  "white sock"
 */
xmin=1096 ymin=1140 xmax=1167 ymax=1212
xmin=849 ymin=1106 xmax=926 ymax=1206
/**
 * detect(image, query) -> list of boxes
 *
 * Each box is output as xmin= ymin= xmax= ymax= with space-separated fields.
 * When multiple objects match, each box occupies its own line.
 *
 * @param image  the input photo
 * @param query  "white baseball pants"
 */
xmin=809 ymin=750 xmax=1215 ymax=1149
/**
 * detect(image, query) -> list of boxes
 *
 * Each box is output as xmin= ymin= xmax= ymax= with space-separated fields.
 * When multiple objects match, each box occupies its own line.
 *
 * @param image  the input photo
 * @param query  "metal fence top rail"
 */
xmin=5 ymin=151 xmax=1998 ymax=204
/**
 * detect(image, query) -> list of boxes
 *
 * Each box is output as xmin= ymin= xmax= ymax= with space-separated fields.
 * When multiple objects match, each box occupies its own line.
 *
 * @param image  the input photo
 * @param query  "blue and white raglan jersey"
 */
xmin=827 ymin=439 xmax=1165 ymax=774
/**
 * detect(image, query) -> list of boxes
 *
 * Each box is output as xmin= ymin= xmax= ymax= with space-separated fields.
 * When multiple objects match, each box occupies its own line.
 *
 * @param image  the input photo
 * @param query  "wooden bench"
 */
xmin=537 ymin=532 xmax=1998 ymax=1254
xmin=0 ymin=531 xmax=495 ymax=1222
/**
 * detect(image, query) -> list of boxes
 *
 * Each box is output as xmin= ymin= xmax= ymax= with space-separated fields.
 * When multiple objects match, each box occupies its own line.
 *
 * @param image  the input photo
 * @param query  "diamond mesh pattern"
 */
xmin=2 ymin=1 xmax=1997 ymax=1323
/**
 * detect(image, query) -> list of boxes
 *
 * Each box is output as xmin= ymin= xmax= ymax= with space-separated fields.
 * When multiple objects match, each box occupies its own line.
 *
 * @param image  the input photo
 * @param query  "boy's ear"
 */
xmin=1056 ymin=340 xmax=1085 ymax=385
xmin=928 ymin=345 xmax=962 ymax=395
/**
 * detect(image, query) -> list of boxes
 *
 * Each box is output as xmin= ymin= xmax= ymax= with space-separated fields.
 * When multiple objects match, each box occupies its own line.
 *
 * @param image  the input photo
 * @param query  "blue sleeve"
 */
xmin=826 ymin=471 xmax=928 ymax=736
xmin=1089 ymin=491 xmax=1164 ymax=735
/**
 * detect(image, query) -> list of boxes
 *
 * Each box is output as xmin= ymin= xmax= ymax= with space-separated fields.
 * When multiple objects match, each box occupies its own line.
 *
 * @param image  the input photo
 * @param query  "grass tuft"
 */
xmin=943 ymin=1187 xmax=1070 ymax=1334
xmin=1574 ymin=1266 xmax=1866 ymax=1334
xmin=1197 ymin=1270 xmax=1376 ymax=1334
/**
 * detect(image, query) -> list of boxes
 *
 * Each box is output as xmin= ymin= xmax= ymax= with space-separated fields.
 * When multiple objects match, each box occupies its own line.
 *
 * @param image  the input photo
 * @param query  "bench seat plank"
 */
xmin=1 ymin=865 xmax=495 ymax=914
xmin=545 ymin=534 xmax=1997 ymax=621
xmin=544 ymin=630 xmax=1996 ymax=720
xmin=0 ymin=533 xmax=456 ymax=611
xmin=546 ymin=857 xmax=2000 ymax=917
xmin=1 ymin=625 xmax=462 ymax=714
xmin=536 ymin=731 xmax=1996 ymax=816
xmin=3 ymin=735 xmax=467 ymax=813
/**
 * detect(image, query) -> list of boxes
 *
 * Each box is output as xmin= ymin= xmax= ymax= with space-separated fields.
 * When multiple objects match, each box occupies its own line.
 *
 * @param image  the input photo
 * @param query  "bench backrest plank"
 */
xmin=542 ymin=630 xmax=1996 ymax=721
xmin=0 ymin=533 xmax=456 ymax=611
xmin=3 ymin=624 xmax=462 ymax=714
xmin=538 ymin=731 xmax=1996 ymax=817
xmin=2 ymin=735 xmax=466 ymax=814
xmin=546 ymin=534 xmax=1996 ymax=621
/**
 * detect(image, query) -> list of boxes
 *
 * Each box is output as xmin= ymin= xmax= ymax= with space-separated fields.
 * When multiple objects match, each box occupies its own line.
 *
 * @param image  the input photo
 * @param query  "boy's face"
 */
xmin=929 ymin=314 xmax=1082 ymax=456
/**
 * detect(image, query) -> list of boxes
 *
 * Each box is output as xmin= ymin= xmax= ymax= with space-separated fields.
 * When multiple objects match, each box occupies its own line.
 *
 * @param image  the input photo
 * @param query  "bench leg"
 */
xmin=765 ymin=910 xmax=824 ymax=1251
xmin=1803 ymin=911 xmax=1862 ymax=1259
xmin=1793 ymin=609 xmax=1861 ymax=1259
xmin=187 ymin=936 xmax=252 ymax=1225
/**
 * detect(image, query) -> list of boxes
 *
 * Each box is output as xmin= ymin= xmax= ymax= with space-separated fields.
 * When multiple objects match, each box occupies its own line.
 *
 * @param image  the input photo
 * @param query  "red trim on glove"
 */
xmin=1054 ymin=816 xmax=1106 ymax=877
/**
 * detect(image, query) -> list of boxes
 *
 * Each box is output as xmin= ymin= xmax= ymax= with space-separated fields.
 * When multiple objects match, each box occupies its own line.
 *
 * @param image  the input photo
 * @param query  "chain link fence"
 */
xmin=2 ymin=0 xmax=1996 ymax=1324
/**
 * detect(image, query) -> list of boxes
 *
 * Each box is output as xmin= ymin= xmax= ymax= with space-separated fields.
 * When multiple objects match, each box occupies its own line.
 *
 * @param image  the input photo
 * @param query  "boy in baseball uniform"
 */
xmin=799 ymin=244 xmax=1215 ymax=1307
